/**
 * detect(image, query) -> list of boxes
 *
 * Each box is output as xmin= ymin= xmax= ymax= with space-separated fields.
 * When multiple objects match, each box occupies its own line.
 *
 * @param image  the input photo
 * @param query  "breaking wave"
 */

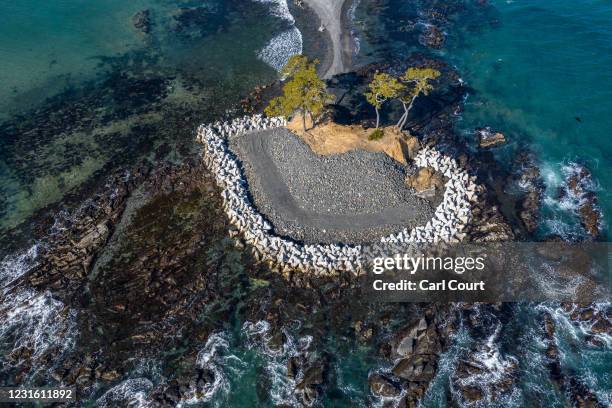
xmin=253 ymin=0 xmax=303 ymax=71
xmin=0 ymin=244 xmax=39 ymax=290
xmin=252 ymin=0 xmax=295 ymax=24
xmin=540 ymin=160 xmax=603 ymax=239
xmin=94 ymin=378 xmax=154 ymax=408
xmin=257 ymin=26 xmax=303 ymax=72
xmin=178 ymin=331 xmax=246 ymax=407
xmin=0 ymin=288 xmax=77 ymax=381
xmin=0 ymin=244 xmax=77 ymax=382
xmin=242 ymin=320 xmax=311 ymax=406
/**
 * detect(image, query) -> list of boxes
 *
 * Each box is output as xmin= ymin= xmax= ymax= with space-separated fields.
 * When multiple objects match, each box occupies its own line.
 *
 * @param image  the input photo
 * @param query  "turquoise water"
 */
xmin=0 ymin=0 xmax=152 ymax=118
xmin=445 ymin=0 xmax=612 ymax=239
xmin=0 ymin=0 xmax=289 ymax=231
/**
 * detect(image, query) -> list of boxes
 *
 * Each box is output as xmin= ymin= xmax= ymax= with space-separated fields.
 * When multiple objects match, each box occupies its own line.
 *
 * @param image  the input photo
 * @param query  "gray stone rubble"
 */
xmin=230 ymin=127 xmax=437 ymax=244
xmin=196 ymin=115 xmax=480 ymax=275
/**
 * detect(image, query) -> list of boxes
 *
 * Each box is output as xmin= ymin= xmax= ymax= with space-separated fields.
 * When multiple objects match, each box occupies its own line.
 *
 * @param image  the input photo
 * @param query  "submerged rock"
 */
xmin=132 ymin=9 xmax=152 ymax=34
xmin=419 ymin=25 xmax=445 ymax=49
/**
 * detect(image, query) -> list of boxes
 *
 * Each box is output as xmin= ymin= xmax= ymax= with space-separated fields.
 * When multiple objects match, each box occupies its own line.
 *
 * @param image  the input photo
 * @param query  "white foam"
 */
xmin=252 ymin=0 xmax=303 ymax=72
xmin=348 ymin=0 xmax=362 ymax=56
xmin=0 ymin=244 xmax=39 ymax=289
xmin=252 ymin=0 xmax=295 ymax=23
xmin=257 ymin=26 xmax=303 ymax=72
xmin=0 ymin=288 xmax=77 ymax=379
xmin=94 ymin=378 xmax=153 ymax=408
xmin=178 ymin=332 xmax=246 ymax=407
xmin=241 ymin=320 xmax=310 ymax=406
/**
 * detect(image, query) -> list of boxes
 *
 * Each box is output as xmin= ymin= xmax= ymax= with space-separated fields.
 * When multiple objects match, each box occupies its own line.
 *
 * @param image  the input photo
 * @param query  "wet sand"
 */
xmin=302 ymin=0 xmax=352 ymax=78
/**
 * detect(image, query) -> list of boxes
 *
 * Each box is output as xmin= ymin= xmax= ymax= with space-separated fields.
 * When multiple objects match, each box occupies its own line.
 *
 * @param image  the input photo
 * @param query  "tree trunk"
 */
xmin=399 ymin=95 xmax=418 ymax=130
xmin=375 ymin=108 xmax=380 ymax=128
xmin=397 ymin=102 xmax=408 ymax=128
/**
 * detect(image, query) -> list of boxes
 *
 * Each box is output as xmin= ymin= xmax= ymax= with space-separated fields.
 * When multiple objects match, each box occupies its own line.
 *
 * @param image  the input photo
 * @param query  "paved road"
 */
xmin=231 ymin=129 xmax=435 ymax=244
xmin=303 ymin=0 xmax=350 ymax=78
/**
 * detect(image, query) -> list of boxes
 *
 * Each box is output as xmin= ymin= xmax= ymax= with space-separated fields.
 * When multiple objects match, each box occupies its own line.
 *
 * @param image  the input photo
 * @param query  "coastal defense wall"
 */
xmin=196 ymin=115 xmax=480 ymax=275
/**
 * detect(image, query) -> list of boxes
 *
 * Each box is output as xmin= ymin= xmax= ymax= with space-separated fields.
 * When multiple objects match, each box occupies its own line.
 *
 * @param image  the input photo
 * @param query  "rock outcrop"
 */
xmin=476 ymin=127 xmax=506 ymax=149
xmin=370 ymin=305 xmax=455 ymax=406
xmin=405 ymin=167 xmax=446 ymax=197
xmin=542 ymin=310 xmax=608 ymax=407
xmin=558 ymin=164 xmax=603 ymax=237
xmin=512 ymin=152 xmax=544 ymax=234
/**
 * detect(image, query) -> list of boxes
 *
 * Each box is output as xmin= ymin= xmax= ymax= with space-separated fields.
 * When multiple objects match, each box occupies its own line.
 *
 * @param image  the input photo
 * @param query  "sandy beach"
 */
xmin=302 ymin=0 xmax=352 ymax=78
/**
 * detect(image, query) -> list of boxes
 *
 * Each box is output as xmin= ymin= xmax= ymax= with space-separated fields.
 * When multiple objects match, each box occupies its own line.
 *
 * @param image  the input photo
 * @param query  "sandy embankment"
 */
xmin=287 ymin=116 xmax=422 ymax=165
xmin=302 ymin=0 xmax=352 ymax=78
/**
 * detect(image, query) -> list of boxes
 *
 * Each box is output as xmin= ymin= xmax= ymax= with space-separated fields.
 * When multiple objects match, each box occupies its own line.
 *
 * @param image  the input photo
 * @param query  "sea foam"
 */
xmin=253 ymin=0 xmax=303 ymax=71
xmin=258 ymin=26 xmax=303 ymax=72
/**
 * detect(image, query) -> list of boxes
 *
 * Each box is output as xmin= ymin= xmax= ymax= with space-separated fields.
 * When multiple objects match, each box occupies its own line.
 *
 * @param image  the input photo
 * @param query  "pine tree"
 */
xmin=365 ymin=72 xmax=404 ymax=129
xmin=396 ymin=67 xmax=441 ymax=130
xmin=265 ymin=56 xmax=334 ymax=131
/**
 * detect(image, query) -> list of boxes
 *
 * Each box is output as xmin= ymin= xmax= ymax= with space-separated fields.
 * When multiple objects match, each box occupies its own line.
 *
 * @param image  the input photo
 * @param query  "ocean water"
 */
xmin=445 ymin=0 xmax=612 ymax=239
xmin=0 ymin=0 xmax=300 ymax=232
xmin=1 ymin=0 xmax=610 ymax=407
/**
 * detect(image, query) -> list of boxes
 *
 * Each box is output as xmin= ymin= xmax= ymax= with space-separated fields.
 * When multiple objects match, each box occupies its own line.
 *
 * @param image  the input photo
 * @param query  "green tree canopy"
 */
xmin=396 ymin=67 xmax=441 ymax=129
xmin=264 ymin=55 xmax=333 ymax=131
xmin=365 ymin=72 xmax=404 ymax=128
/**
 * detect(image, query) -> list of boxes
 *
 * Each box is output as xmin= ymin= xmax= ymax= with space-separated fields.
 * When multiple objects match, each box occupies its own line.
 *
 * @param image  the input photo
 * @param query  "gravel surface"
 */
xmin=230 ymin=128 xmax=437 ymax=244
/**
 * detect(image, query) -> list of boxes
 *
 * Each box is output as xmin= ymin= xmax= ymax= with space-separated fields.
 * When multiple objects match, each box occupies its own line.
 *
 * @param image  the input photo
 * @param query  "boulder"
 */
xmin=476 ymin=127 xmax=506 ymax=148
xmin=392 ymin=354 xmax=437 ymax=382
xmin=405 ymin=168 xmax=445 ymax=195
xmin=560 ymin=164 xmax=602 ymax=237
xmin=368 ymin=373 xmax=401 ymax=398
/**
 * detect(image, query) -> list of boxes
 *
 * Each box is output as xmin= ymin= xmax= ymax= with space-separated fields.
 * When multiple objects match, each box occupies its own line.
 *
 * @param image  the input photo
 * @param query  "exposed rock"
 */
xmin=467 ymin=202 xmax=515 ymax=242
xmin=392 ymin=354 xmax=437 ymax=382
xmin=368 ymin=373 xmax=400 ymax=398
xmin=510 ymin=152 xmax=544 ymax=233
xmin=296 ymin=364 xmax=325 ymax=406
xmin=542 ymin=311 xmax=607 ymax=407
xmin=451 ymin=335 xmax=519 ymax=406
xmin=405 ymin=167 xmax=445 ymax=197
xmin=590 ymin=316 xmax=611 ymax=334
xmin=353 ymin=320 xmax=374 ymax=342
xmin=476 ymin=127 xmax=506 ymax=149
xmin=558 ymin=164 xmax=603 ymax=237
xmin=461 ymin=386 xmax=483 ymax=403
xmin=287 ymin=356 xmax=302 ymax=379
